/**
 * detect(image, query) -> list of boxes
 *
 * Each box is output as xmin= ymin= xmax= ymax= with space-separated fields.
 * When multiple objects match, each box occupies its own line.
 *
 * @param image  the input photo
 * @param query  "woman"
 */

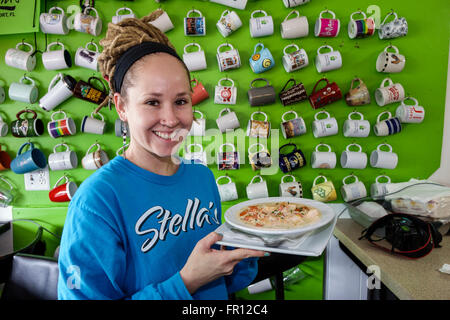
xmin=57 ymin=15 xmax=266 ymax=300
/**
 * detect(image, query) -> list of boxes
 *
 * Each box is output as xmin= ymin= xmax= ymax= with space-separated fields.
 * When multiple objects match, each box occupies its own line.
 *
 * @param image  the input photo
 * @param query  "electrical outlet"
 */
xmin=24 ymin=166 xmax=50 ymax=191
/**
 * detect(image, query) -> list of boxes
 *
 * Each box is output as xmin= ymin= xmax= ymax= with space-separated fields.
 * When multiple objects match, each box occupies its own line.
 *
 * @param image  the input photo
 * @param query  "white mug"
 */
xmin=183 ymin=43 xmax=207 ymax=72
xmin=0 ymin=116 xmax=9 ymax=137
xmin=280 ymin=110 xmax=307 ymax=138
xmin=5 ymin=42 xmax=36 ymax=72
xmin=343 ymin=111 xmax=370 ymax=138
xmin=39 ymin=73 xmax=76 ymax=112
xmin=73 ymin=6 xmax=102 ymax=36
xmin=216 ymin=43 xmax=241 ymax=72
xmin=112 ymin=7 xmax=136 ymax=24
xmin=82 ymin=143 xmax=109 ymax=170
xmin=340 ymin=144 xmax=368 ymax=169
xmin=315 ymin=45 xmax=342 ymax=73
xmin=40 ymin=6 xmax=69 ymax=35
xmin=370 ymin=143 xmax=398 ymax=169
xmin=281 ymin=10 xmax=309 ymax=38
xmin=370 ymin=175 xmax=392 ymax=199
xmin=312 ymin=111 xmax=338 ymax=138
xmin=376 ymin=45 xmax=406 ymax=73
xmin=373 ymin=111 xmax=402 ymax=137
xmin=341 ymin=175 xmax=367 ymax=202
xmin=249 ymin=10 xmax=274 ymax=38
xmin=283 ymin=0 xmax=310 ymax=7
xmin=282 ymin=44 xmax=309 ymax=72
xmin=216 ymin=175 xmax=238 ymax=202
xmin=75 ymin=41 xmax=100 ymax=71
xmin=246 ymin=175 xmax=269 ymax=200
xmin=214 ymin=78 xmax=237 ymax=104
xmin=311 ymin=144 xmax=336 ymax=169
xmin=189 ymin=110 xmax=206 ymax=136
xmin=8 ymin=75 xmax=39 ymax=104
xmin=148 ymin=9 xmax=174 ymax=33
xmin=211 ymin=0 xmax=248 ymax=10
xmin=375 ymin=77 xmax=405 ymax=106
xmin=48 ymin=143 xmax=78 ymax=171
xmin=216 ymin=108 xmax=240 ymax=133
xmin=42 ymin=42 xmax=72 ymax=70
xmin=395 ymin=97 xmax=425 ymax=123
xmin=216 ymin=10 xmax=242 ymax=37
xmin=81 ymin=112 xmax=106 ymax=135
xmin=279 ymin=174 xmax=303 ymax=198
xmin=184 ymin=143 xmax=207 ymax=165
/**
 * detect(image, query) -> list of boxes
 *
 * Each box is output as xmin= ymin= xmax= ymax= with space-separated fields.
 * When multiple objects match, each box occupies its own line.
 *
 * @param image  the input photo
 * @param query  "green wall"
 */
xmin=1 ymin=0 xmax=449 ymax=300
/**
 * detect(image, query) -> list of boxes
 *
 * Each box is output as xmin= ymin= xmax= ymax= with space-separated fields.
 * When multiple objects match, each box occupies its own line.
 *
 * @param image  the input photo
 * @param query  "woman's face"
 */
xmin=115 ymin=53 xmax=193 ymax=159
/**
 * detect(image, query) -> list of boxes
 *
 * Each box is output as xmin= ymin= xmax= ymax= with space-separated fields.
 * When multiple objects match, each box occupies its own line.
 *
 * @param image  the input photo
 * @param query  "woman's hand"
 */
xmin=180 ymin=232 xmax=267 ymax=294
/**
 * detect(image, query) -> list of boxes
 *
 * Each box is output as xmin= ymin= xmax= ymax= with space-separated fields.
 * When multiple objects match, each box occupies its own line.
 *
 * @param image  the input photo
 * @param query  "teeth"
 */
xmin=154 ymin=131 xmax=177 ymax=140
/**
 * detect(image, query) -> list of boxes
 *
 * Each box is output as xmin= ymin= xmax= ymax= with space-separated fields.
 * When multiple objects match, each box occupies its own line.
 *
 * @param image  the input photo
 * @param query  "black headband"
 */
xmin=112 ymin=41 xmax=183 ymax=94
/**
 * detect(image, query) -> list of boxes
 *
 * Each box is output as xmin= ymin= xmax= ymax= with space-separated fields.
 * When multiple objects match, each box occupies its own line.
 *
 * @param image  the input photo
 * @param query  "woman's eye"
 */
xmin=175 ymin=99 xmax=188 ymax=106
xmin=145 ymin=100 xmax=159 ymax=106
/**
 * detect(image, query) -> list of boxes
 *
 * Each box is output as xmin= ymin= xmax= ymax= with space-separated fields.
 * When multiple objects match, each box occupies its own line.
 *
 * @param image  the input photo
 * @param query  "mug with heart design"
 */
xmin=216 ymin=175 xmax=238 ymax=202
xmin=11 ymin=109 xmax=44 ymax=138
xmin=370 ymin=143 xmax=398 ymax=169
xmin=0 ymin=176 xmax=14 ymax=207
xmin=248 ymin=78 xmax=276 ymax=106
xmin=345 ymin=78 xmax=370 ymax=106
xmin=309 ymin=78 xmax=342 ymax=109
xmin=216 ymin=10 xmax=242 ymax=37
xmin=191 ymin=78 xmax=209 ymax=106
xmin=48 ymin=143 xmax=78 ymax=171
xmin=376 ymin=45 xmax=406 ymax=73
xmin=5 ymin=42 xmax=36 ymax=72
xmin=8 ymin=75 xmax=39 ymax=104
xmin=189 ymin=110 xmax=206 ymax=137
xmin=281 ymin=10 xmax=309 ymax=39
xmin=311 ymin=175 xmax=337 ymax=202
xmin=340 ymin=143 xmax=368 ymax=169
xmin=214 ymin=78 xmax=237 ymax=104
xmin=216 ymin=43 xmax=241 ymax=72
xmin=249 ymin=10 xmax=274 ymax=38
xmin=311 ymin=143 xmax=336 ymax=169
xmin=314 ymin=10 xmax=340 ymax=37
xmin=112 ymin=7 xmax=136 ymax=24
xmin=282 ymin=44 xmax=309 ymax=73
xmin=184 ymin=9 xmax=206 ymax=36
xmin=248 ymin=143 xmax=272 ymax=171
xmin=40 ymin=6 xmax=69 ymax=35
xmin=73 ymin=6 xmax=102 ymax=36
xmin=246 ymin=175 xmax=269 ymax=200
xmin=49 ymin=175 xmax=78 ymax=202
xmin=279 ymin=174 xmax=303 ymax=198
xmin=82 ymin=143 xmax=109 ymax=170
xmin=217 ymin=143 xmax=240 ymax=170
xmin=379 ymin=11 xmax=408 ymax=40
xmin=395 ymin=97 xmax=425 ymax=123
xmin=249 ymin=43 xmax=275 ymax=74
xmin=341 ymin=174 xmax=367 ymax=202
xmin=375 ymin=77 xmax=405 ymax=106
xmin=312 ymin=110 xmax=338 ymax=138
xmin=348 ymin=11 xmax=375 ymax=39
xmin=184 ymin=143 xmax=207 ymax=166
xmin=279 ymin=143 xmax=306 ymax=173
xmin=280 ymin=110 xmax=306 ymax=139
xmin=373 ymin=111 xmax=402 ymax=137
xmin=216 ymin=108 xmax=240 ymax=133
xmin=315 ymin=45 xmax=342 ymax=73
xmin=279 ymin=78 xmax=308 ymax=106
xmin=247 ymin=111 xmax=270 ymax=139
xmin=343 ymin=111 xmax=370 ymax=138
xmin=183 ymin=43 xmax=207 ymax=72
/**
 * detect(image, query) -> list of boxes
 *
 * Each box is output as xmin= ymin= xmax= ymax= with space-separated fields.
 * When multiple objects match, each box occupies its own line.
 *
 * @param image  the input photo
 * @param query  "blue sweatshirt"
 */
xmin=58 ymin=156 xmax=258 ymax=300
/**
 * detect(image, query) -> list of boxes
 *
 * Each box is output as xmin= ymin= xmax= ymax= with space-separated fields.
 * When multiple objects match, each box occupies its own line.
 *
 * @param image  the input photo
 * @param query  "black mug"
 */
xmin=279 ymin=143 xmax=306 ymax=173
xmin=279 ymin=78 xmax=308 ymax=106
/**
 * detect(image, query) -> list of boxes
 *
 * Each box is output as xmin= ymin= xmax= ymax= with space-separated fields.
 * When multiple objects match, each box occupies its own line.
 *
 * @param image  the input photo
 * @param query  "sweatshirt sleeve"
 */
xmin=57 ymin=201 xmax=193 ymax=300
xmin=224 ymin=257 xmax=259 ymax=294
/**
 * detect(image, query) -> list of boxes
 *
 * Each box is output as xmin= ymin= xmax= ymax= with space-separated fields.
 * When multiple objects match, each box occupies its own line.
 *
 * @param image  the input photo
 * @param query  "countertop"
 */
xmin=333 ymin=218 xmax=450 ymax=300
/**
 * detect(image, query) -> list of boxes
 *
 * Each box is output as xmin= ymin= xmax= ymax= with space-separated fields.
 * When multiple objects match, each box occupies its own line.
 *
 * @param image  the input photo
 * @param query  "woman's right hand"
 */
xmin=180 ymin=232 xmax=266 ymax=294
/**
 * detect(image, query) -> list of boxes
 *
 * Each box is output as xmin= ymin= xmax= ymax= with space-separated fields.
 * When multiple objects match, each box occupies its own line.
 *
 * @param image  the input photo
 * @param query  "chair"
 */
xmin=0 ymin=253 xmax=59 ymax=300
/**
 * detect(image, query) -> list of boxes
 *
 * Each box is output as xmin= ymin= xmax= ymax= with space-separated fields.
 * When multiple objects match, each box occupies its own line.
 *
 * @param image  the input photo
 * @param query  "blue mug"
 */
xmin=249 ymin=43 xmax=275 ymax=74
xmin=10 ymin=142 xmax=47 ymax=174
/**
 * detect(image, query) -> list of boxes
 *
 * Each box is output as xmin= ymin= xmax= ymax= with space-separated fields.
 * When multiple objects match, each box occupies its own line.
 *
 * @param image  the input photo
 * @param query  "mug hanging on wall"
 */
xmin=248 ymin=143 xmax=272 ymax=171
xmin=48 ymin=143 xmax=78 ymax=171
xmin=249 ymin=10 xmax=274 ymax=38
xmin=309 ymin=78 xmax=342 ymax=109
xmin=282 ymin=44 xmax=309 ymax=73
xmin=216 ymin=108 xmax=240 ymax=133
xmin=82 ymin=143 xmax=109 ymax=170
xmin=249 ymin=43 xmax=275 ymax=74
xmin=248 ymin=78 xmax=276 ymax=106
xmin=376 ymin=45 xmax=406 ymax=73
xmin=73 ymin=6 xmax=102 ymax=36
xmin=11 ymin=109 xmax=44 ymax=138
xmin=341 ymin=174 xmax=367 ymax=202
xmin=247 ymin=111 xmax=270 ymax=139
xmin=148 ymin=9 xmax=174 ymax=33
xmin=10 ymin=142 xmax=47 ymax=174
xmin=315 ymin=45 xmax=342 ymax=73
xmin=374 ymin=77 xmax=405 ymax=106
xmin=191 ymin=78 xmax=209 ymax=106
xmin=281 ymin=10 xmax=309 ymax=39
xmin=189 ymin=110 xmax=206 ymax=137
xmin=216 ymin=175 xmax=238 ymax=202
xmin=4 ymin=42 xmax=36 ymax=72
xmin=42 ymin=42 xmax=72 ymax=71
xmin=112 ymin=7 xmax=136 ymax=24
xmin=216 ymin=43 xmax=241 ymax=72
xmin=279 ymin=143 xmax=306 ymax=173
xmin=214 ymin=78 xmax=237 ymax=105
xmin=217 ymin=143 xmax=240 ymax=170
xmin=348 ymin=11 xmax=375 ymax=39
xmin=345 ymin=78 xmax=370 ymax=106
xmin=47 ymin=110 xmax=77 ymax=138
xmin=246 ymin=175 xmax=269 ymax=200
xmin=311 ymin=143 xmax=337 ymax=169
xmin=279 ymin=174 xmax=303 ymax=198
xmin=184 ymin=143 xmax=207 ymax=166
xmin=8 ymin=75 xmax=39 ymax=104
xmin=75 ymin=41 xmax=100 ymax=71
xmin=73 ymin=77 xmax=108 ymax=105
xmin=373 ymin=111 xmax=402 ymax=136
xmin=183 ymin=43 xmax=207 ymax=72
xmin=216 ymin=10 xmax=242 ymax=37
xmin=379 ymin=11 xmax=408 ymax=40
xmin=49 ymin=175 xmax=78 ymax=202
xmin=184 ymin=9 xmax=206 ymax=36
xmin=279 ymin=78 xmax=308 ymax=106
xmin=395 ymin=97 xmax=425 ymax=123
xmin=311 ymin=175 xmax=337 ymax=202
xmin=280 ymin=110 xmax=307 ymax=139
xmin=314 ymin=10 xmax=340 ymax=37
xmin=40 ymin=6 xmax=69 ymax=35
xmin=39 ymin=73 xmax=76 ymax=111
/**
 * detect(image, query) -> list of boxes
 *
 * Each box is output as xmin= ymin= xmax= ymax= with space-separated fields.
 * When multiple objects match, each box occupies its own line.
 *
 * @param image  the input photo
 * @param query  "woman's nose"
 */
xmin=159 ymin=104 xmax=179 ymax=127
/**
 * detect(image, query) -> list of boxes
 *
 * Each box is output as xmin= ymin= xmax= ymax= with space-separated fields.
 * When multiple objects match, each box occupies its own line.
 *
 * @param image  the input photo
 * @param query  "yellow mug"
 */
xmin=311 ymin=175 xmax=337 ymax=202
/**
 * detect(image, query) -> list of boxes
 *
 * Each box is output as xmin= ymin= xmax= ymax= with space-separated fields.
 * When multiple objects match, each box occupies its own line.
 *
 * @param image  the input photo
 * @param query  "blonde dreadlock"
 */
xmin=95 ymin=9 xmax=176 ymax=113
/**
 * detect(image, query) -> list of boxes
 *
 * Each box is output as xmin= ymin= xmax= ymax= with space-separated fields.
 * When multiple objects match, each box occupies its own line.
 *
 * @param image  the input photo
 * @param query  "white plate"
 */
xmin=224 ymin=197 xmax=336 ymax=240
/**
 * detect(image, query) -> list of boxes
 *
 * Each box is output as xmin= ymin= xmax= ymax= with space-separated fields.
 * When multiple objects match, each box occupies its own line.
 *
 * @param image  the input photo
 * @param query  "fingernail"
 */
xmin=264 ymin=252 xmax=271 ymax=257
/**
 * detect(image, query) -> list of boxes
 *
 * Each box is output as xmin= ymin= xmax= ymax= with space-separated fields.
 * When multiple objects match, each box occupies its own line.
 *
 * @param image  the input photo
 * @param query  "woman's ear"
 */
xmin=114 ymin=92 xmax=127 ymax=122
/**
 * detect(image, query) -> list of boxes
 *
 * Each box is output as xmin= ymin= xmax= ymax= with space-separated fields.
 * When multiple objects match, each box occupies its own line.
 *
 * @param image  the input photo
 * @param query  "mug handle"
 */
xmin=219 ymin=143 xmax=236 ymax=153
xmin=349 ymin=78 xmax=363 ymax=90
xmin=281 ymin=174 xmax=296 ymax=183
xmin=53 ymin=143 xmax=70 ymax=154
xmin=346 ymin=143 xmax=362 ymax=152
xmin=377 ymin=143 xmax=393 ymax=152
xmin=284 ymin=10 xmax=300 ymax=21
xmin=51 ymin=110 xmax=67 ymax=121
xmin=401 ymin=96 xmax=419 ymax=107
xmin=49 ymin=6 xmax=65 ymax=15
xmin=193 ymin=110 xmax=204 ymax=119
xmin=217 ymin=43 xmax=233 ymax=54
xmin=218 ymin=107 xmax=231 ymax=118
xmin=86 ymin=143 xmax=100 ymax=156
xmin=16 ymin=109 xmax=37 ymax=120
xmin=16 ymin=42 xmax=34 ymax=53
xmin=85 ymin=41 xmax=99 ymax=53
xmin=187 ymin=9 xmax=202 ymax=18
xmin=280 ymin=78 xmax=297 ymax=92
xmin=249 ymin=175 xmax=263 ymax=185
xmin=251 ymin=10 xmax=267 ymax=19
xmin=380 ymin=77 xmax=393 ymax=88
xmin=88 ymin=76 xmax=107 ymax=93
xmin=48 ymin=73 xmax=63 ymax=92
xmin=376 ymin=175 xmax=391 ymax=184
xmin=186 ymin=143 xmax=203 ymax=153
xmin=216 ymin=175 xmax=232 ymax=185
xmin=311 ymin=78 xmax=330 ymax=95
xmin=90 ymin=111 xmax=105 ymax=122
xmin=317 ymin=45 xmax=333 ymax=56
xmin=384 ymin=45 xmax=399 ymax=54
xmin=248 ymin=143 xmax=265 ymax=155
xmin=381 ymin=11 xmax=398 ymax=25
xmin=316 ymin=143 xmax=331 ymax=152
xmin=320 ymin=9 xmax=336 ymax=19
xmin=348 ymin=111 xmax=364 ymax=120
xmin=20 ymin=75 xmax=36 ymax=86
xmin=116 ymin=7 xmax=133 ymax=16
xmin=350 ymin=11 xmax=366 ymax=21
xmin=184 ymin=43 xmax=201 ymax=54
xmin=253 ymin=43 xmax=265 ymax=55
xmin=250 ymin=111 xmax=268 ymax=122
xmin=47 ymin=41 xmax=64 ymax=52
xmin=313 ymin=175 xmax=327 ymax=186
xmin=376 ymin=111 xmax=392 ymax=123
xmin=218 ymin=77 xmax=234 ymax=87
xmin=0 ymin=176 xmax=13 ymax=191
xmin=220 ymin=10 xmax=230 ymax=19
xmin=314 ymin=110 xmax=330 ymax=121
xmin=250 ymin=78 xmax=270 ymax=88
xmin=53 ymin=175 xmax=69 ymax=189
xmin=17 ymin=142 xmax=34 ymax=156
xmin=281 ymin=110 xmax=298 ymax=123
xmin=279 ymin=143 xmax=297 ymax=154
xmin=343 ymin=174 xmax=358 ymax=185
xmin=85 ymin=6 xmax=99 ymax=18
xmin=283 ymin=44 xmax=300 ymax=56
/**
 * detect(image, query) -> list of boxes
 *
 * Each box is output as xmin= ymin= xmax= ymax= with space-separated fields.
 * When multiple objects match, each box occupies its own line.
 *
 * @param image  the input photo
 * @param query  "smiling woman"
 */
xmin=56 ymin=11 xmax=266 ymax=301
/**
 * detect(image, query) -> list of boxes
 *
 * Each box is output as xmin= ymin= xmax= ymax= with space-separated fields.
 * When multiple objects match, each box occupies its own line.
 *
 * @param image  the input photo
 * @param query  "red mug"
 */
xmin=309 ymin=78 xmax=342 ymax=109
xmin=0 ymin=145 xmax=11 ymax=170
xmin=191 ymin=78 xmax=209 ymax=106
xmin=49 ymin=175 xmax=78 ymax=202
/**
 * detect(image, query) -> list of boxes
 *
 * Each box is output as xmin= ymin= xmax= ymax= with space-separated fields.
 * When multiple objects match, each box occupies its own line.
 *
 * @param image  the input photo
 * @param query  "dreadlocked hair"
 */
xmin=95 ymin=9 xmax=182 ymax=113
